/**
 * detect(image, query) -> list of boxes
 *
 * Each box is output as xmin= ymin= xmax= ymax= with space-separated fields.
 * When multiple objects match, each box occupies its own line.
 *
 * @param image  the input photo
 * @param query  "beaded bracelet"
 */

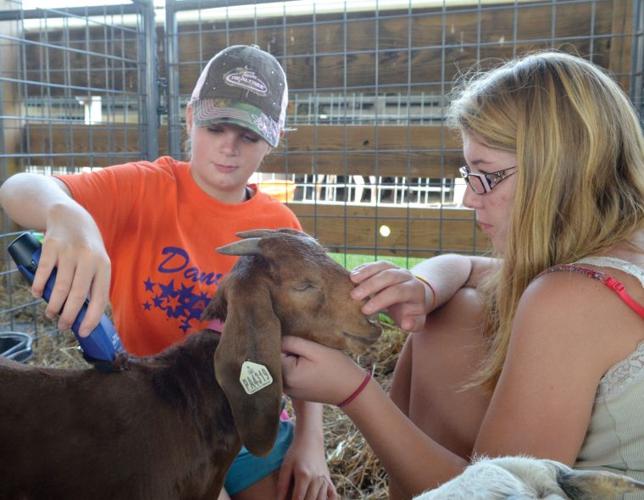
xmin=413 ymin=274 xmax=438 ymax=311
xmin=337 ymin=371 xmax=372 ymax=408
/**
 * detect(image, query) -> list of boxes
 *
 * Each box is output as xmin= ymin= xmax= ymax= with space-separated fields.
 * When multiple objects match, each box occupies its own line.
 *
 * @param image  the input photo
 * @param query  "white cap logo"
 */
xmin=224 ymin=69 xmax=268 ymax=96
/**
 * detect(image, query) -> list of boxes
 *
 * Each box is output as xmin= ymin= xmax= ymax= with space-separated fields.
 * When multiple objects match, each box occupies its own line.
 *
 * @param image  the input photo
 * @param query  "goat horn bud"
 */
xmin=217 ymin=237 xmax=262 ymax=256
xmin=236 ymin=229 xmax=277 ymax=239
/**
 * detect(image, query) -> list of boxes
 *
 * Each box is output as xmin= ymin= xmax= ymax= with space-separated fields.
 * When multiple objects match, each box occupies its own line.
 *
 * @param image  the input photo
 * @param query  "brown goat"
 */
xmin=0 ymin=229 xmax=381 ymax=500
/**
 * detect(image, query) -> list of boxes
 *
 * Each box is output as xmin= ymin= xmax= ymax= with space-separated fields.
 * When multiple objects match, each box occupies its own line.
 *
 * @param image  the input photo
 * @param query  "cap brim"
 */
xmin=192 ymin=99 xmax=281 ymax=147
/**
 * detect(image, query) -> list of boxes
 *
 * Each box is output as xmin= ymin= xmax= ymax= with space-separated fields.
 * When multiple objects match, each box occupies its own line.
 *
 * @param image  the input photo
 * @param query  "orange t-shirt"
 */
xmin=57 ymin=156 xmax=301 ymax=355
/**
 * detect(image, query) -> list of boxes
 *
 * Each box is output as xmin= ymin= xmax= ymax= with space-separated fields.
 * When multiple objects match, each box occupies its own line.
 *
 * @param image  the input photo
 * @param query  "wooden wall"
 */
xmin=23 ymin=1 xmax=631 ymax=94
xmin=290 ymin=204 xmax=490 ymax=256
xmin=26 ymin=123 xmax=464 ymax=177
xmin=0 ymin=0 xmax=22 ymax=176
xmin=174 ymin=0 xmax=628 ymax=92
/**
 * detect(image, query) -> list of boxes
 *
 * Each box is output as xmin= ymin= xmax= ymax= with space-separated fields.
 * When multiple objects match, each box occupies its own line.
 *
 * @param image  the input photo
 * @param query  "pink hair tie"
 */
xmin=337 ymin=371 xmax=372 ymax=408
xmin=206 ymin=319 xmax=224 ymax=333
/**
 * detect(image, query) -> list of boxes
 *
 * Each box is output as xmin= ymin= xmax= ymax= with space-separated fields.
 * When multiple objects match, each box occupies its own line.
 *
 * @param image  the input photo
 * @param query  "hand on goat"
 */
xmin=281 ymin=336 xmax=367 ymax=407
xmin=37 ymin=207 xmax=111 ymax=337
xmin=350 ymin=261 xmax=432 ymax=332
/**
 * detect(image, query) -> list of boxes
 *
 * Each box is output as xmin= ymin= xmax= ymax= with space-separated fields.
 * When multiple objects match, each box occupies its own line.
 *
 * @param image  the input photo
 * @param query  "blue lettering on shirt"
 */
xmin=141 ymin=246 xmax=225 ymax=333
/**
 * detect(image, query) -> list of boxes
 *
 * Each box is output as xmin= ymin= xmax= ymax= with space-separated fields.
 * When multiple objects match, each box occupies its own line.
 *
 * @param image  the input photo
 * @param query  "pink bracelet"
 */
xmin=337 ymin=371 xmax=372 ymax=408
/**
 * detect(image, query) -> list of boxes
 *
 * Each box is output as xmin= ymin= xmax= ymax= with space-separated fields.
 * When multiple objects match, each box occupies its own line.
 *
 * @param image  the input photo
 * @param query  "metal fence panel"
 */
xmin=163 ymin=0 xmax=644 ymax=259
xmin=0 ymin=0 xmax=154 ymax=349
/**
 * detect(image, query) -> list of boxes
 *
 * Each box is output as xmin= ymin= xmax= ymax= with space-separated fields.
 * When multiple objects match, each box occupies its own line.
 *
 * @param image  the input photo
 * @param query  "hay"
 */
xmin=0 ymin=278 xmax=90 ymax=369
xmin=28 ymin=329 xmax=90 ymax=368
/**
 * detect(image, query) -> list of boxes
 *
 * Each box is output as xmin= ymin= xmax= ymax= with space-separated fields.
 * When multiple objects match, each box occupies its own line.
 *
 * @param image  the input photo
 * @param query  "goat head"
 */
xmin=202 ymin=228 xmax=382 ymax=456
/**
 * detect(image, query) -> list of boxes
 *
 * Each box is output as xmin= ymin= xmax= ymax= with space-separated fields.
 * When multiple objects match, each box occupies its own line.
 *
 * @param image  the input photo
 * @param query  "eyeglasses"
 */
xmin=459 ymin=165 xmax=517 ymax=194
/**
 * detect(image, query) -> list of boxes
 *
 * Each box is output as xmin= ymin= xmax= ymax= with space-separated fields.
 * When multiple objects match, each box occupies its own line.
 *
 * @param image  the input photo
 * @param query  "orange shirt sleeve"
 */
xmin=55 ymin=161 xmax=172 ymax=252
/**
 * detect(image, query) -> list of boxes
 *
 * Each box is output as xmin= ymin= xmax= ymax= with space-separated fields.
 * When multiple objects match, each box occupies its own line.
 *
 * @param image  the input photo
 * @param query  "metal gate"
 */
xmin=0 ymin=0 xmax=155 ymax=341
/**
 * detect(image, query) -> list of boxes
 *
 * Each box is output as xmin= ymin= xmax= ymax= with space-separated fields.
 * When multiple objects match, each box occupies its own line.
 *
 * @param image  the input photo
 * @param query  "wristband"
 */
xmin=413 ymin=274 xmax=438 ymax=310
xmin=337 ymin=371 xmax=372 ymax=408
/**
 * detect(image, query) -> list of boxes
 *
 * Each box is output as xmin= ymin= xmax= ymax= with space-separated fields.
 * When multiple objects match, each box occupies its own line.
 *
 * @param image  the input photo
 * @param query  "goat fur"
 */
xmin=415 ymin=455 xmax=644 ymax=500
xmin=0 ymin=229 xmax=381 ymax=500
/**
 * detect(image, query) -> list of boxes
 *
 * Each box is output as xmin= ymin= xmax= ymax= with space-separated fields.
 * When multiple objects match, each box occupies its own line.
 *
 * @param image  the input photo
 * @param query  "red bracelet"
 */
xmin=337 ymin=371 xmax=372 ymax=408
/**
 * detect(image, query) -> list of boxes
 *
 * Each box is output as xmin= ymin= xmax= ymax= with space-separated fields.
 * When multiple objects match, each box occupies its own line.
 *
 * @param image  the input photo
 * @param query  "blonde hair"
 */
xmin=448 ymin=51 xmax=644 ymax=388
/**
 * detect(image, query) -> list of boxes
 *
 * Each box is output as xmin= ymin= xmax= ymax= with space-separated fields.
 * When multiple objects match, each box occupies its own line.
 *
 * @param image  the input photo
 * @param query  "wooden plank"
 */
xmin=25 ymin=124 xmax=148 ymax=167
xmin=281 ymin=125 xmax=460 ymax=151
xmin=265 ymin=122 xmax=464 ymax=175
xmin=288 ymin=203 xmax=490 ymax=257
xmin=262 ymin=151 xmax=462 ymax=177
xmin=174 ymin=1 xmax=616 ymax=92
xmin=608 ymin=0 xmax=633 ymax=91
xmin=26 ymin=124 xmax=465 ymax=177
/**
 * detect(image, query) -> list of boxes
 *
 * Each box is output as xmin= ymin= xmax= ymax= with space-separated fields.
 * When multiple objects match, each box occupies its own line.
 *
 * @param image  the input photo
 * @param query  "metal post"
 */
xmin=134 ymin=0 xmax=159 ymax=160
xmin=165 ymin=0 xmax=181 ymax=158
xmin=632 ymin=0 xmax=644 ymax=124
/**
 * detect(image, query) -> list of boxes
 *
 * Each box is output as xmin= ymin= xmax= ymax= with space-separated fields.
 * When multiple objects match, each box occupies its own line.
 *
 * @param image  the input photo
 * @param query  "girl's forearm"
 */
xmin=292 ymin=399 xmax=324 ymax=442
xmin=0 ymin=173 xmax=80 ymax=229
xmin=343 ymin=380 xmax=467 ymax=497
xmin=411 ymin=254 xmax=500 ymax=308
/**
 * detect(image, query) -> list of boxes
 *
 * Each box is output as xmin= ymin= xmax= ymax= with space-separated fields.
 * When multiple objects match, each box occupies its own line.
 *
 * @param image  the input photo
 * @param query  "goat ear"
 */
xmin=214 ymin=279 xmax=282 ymax=457
xmin=556 ymin=465 xmax=644 ymax=497
xmin=201 ymin=280 xmax=227 ymax=321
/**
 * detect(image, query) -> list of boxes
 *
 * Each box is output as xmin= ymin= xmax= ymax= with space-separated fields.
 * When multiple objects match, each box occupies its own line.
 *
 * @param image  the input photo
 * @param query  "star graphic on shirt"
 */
xmin=142 ymin=268 xmax=219 ymax=336
xmin=159 ymin=279 xmax=178 ymax=299
xmin=178 ymin=284 xmax=195 ymax=300
xmin=153 ymin=295 xmax=165 ymax=309
xmin=196 ymin=291 xmax=211 ymax=309
xmin=166 ymin=295 xmax=180 ymax=310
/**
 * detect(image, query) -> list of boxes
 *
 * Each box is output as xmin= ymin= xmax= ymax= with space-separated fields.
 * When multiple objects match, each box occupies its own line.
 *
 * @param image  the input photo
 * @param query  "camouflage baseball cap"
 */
xmin=189 ymin=45 xmax=288 ymax=147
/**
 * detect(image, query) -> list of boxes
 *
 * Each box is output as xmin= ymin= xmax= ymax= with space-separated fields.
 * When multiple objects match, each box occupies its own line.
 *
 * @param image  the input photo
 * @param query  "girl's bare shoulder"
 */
xmin=512 ymin=266 xmax=643 ymax=375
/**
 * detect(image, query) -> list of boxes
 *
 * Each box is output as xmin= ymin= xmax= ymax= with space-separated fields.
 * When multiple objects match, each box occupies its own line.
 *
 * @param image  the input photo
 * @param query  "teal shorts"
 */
xmin=224 ymin=419 xmax=294 ymax=495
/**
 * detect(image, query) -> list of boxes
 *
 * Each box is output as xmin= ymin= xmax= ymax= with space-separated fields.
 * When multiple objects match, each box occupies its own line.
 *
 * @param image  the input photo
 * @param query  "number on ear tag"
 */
xmin=240 ymin=361 xmax=274 ymax=395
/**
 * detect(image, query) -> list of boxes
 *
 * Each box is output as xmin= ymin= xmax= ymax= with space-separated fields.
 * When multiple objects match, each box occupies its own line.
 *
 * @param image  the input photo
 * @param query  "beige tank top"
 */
xmin=573 ymin=257 xmax=644 ymax=498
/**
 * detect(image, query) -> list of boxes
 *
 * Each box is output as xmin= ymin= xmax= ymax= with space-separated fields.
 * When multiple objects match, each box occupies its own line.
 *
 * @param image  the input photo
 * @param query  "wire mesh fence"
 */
xmin=0 ymin=0 xmax=156 ymax=190
xmin=0 ymin=0 xmax=156 ymax=350
xmin=165 ymin=0 xmax=643 ymax=258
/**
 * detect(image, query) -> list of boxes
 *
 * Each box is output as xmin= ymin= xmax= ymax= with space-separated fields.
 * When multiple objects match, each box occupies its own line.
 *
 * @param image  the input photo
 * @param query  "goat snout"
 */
xmin=341 ymin=316 xmax=382 ymax=353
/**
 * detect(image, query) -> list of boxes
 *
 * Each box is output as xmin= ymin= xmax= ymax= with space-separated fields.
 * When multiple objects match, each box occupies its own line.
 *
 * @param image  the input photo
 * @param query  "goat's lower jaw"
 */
xmin=342 ymin=331 xmax=379 ymax=345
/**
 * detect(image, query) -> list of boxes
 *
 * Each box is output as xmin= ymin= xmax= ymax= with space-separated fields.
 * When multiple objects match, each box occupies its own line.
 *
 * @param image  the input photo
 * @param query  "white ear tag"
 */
xmin=240 ymin=361 xmax=274 ymax=395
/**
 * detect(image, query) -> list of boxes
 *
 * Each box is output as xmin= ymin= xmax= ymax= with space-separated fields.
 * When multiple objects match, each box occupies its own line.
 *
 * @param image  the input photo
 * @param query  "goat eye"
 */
xmin=292 ymin=282 xmax=315 ymax=292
